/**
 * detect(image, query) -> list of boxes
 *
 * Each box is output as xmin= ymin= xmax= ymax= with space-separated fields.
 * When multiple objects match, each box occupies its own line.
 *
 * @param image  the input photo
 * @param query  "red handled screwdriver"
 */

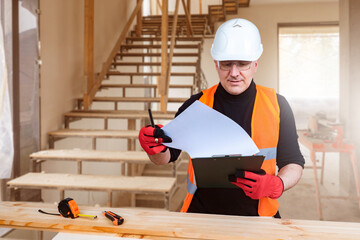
xmin=103 ymin=211 xmax=124 ymax=225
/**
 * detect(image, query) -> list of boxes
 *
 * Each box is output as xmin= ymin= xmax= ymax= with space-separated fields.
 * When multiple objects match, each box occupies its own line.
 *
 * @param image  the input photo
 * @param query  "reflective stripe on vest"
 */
xmin=256 ymin=147 xmax=277 ymax=161
xmin=186 ymin=172 xmax=197 ymax=195
xmin=180 ymin=83 xmax=280 ymax=216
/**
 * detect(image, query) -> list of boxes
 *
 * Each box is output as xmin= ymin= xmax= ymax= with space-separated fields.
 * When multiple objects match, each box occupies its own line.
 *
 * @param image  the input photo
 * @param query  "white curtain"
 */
xmin=0 ymin=22 xmax=13 ymax=179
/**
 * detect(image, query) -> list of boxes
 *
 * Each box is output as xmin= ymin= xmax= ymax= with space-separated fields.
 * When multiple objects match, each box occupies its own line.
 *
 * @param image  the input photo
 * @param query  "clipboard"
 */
xmin=192 ymin=155 xmax=265 ymax=188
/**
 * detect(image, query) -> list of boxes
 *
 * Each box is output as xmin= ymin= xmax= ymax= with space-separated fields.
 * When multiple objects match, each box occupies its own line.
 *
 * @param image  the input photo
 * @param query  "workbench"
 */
xmin=297 ymin=129 xmax=360 ymax=220
xmin=1 ymin=201 xmax=360 ymax=239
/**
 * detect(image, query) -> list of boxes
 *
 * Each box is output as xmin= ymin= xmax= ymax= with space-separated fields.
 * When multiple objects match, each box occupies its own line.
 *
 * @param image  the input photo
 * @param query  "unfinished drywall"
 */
xmin=39 ymin=0 xmax=136 ymax=149
xmin=201 ymin=2 xmax=339 ymax=90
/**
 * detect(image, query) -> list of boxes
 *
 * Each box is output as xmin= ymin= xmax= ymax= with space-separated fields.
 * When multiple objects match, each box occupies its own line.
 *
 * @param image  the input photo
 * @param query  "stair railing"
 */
xmin=83 ymin=0 xmax=143 ymax=110
xmin=159 ymin=0 xmax=180 ymax=112
xmin=159 ymin=0 xmax=194 ymax=112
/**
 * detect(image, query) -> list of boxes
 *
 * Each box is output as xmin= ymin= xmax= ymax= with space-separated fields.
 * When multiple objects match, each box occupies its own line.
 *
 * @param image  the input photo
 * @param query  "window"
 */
xmin=278 ymin=25 xmax=339 ymax=129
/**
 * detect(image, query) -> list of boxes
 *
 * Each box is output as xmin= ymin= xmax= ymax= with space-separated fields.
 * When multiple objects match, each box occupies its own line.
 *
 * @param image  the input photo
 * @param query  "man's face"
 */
xmin=215 ymin=60 xmax=258 ymax=95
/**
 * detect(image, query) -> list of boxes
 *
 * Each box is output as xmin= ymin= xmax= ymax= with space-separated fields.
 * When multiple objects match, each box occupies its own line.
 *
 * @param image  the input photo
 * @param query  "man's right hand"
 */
xmin=138 ymin=125 xmax=172 ymax=155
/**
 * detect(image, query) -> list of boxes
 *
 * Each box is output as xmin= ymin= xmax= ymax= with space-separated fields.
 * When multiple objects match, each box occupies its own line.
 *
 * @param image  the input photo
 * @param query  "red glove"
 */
xmin=230 ymin=170 xmax=284 ymax=200
xmin=138 ymin=124 xmax=172 ymax=155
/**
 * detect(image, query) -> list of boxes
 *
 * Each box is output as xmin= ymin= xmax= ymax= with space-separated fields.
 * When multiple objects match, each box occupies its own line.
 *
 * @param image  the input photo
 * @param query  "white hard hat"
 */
xmin=211 ymin=18 xmax=263 ymax=61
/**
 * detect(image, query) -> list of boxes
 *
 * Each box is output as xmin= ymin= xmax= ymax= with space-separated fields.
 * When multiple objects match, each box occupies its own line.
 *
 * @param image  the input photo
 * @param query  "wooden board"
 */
xmin=48 ymin=129 xmax=138 ymax=139
xmin=7 ymin=173 xmax=175 ymax=194
xmin=107 ymin=72 xmax=195 ymax=77
xmin=2 ymin=202 xmax=360 ymax=239
xmin=87 ymin=97 xmax=188 ymax=103
xmin=30 ymin=149 xmax=150 ymax=164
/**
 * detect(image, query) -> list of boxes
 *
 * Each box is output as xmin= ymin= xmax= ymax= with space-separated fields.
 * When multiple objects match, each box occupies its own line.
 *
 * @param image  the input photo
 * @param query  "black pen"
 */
xmin=148 ymin=109 xmax=155 ymax=127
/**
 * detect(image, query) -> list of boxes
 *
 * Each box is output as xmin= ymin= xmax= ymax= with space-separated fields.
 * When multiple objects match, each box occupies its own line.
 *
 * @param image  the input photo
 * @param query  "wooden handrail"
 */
xmin=84 ymin=0 xmax=94 ymax=93
xmin=156 ymin=0 xmax=162 ymax=13
xmin=83 ymin=0 xmax=144 ymax=110
xmin=181 ymin=0 xmax=193 ymax=36
xmin=136 ymin=0 xmax=143 ymax=37
xmin=160 ymin=0 xmax=180 ymax=112
xmin=158 ymin=0 xmax=168 ymax=112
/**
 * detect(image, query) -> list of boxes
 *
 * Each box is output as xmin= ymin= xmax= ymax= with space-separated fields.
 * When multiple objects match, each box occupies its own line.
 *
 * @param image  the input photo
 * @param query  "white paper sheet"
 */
xmin=162 ymin=100 xmax=259 ymax=158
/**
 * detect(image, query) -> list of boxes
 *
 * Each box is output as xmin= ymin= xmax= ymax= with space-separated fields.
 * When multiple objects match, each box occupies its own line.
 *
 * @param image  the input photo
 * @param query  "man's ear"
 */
xmin=214 ymin=60 xmax=219 ymax=70
xmin=253 ymin=60 xmax=259 ymax=72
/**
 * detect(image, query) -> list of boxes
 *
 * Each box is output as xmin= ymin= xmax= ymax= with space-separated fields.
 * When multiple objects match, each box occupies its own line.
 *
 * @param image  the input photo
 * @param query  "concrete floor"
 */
xmin=279 ymin=145 xmax=360 ymax=222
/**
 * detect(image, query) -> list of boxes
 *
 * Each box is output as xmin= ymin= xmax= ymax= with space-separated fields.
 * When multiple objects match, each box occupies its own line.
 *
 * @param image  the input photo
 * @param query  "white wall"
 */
xmin=39 ymin=0 xmax=136 ymax=149
xmin=201 ymin=2 xmax=339 ymax=90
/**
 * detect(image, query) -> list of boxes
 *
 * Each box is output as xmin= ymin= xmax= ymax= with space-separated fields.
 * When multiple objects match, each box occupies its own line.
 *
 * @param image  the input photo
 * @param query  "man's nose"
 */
xmin=229 ymin=64 xmax=240 ymax=77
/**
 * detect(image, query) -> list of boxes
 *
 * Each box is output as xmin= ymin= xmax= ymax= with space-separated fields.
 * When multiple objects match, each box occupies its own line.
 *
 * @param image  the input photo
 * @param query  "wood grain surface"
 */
xmin=1 ymin=202 xmax=360 ymax=239
xmin=7 ymin=173 xmax=175 ymax=193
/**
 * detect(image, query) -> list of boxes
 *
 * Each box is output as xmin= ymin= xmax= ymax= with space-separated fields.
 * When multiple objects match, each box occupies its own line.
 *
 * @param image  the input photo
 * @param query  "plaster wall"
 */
xmin=39 ymin=0 xmax=135 ymax=149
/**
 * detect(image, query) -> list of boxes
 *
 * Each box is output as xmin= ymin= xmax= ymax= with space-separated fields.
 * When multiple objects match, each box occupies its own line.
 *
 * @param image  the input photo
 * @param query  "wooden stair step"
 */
xmin=121 ymin=44 xmax=199 ymax=49
xmin=69 ymin=109 xmax=176 ymax=114
xmin=8 ymin=173 xmax=176 ymax=193
xmin=210 ymin=5 xmax=224 ymax=10
xmin=30 ymin=149 xmax=149 ymax=164
xmin=29 ymin=149 xmax=150 ymax=174
xmin=100 ymin=83 xmax=193 ymax=89
xmin=85 ymin=97 xmax=187 ymax=103
xmin=140 ymin=26 xmax=206 ymax=30
xmin=113 ymin=62 xmax=197 ymax=66
xmin=143 ymin=15 xmax=208 ymax=21
xmin=107 ymin=71 xmax=195 ymax=77
xmin=134 ymin=29 xmax=205 ymax=35
xmin=142 ymin=18 xmax=207 ymax=24
xmin=48 ymin=129 xmax=138 ymax=139
xmin=117 ymin=52 xmax=199 ymax=57
xmin=8 ymin=173 xmax=176 ymax=208
xmin=64 ymin=110 xmax=175 ymax=128
xmin=64 ymin=110 xmax=175 ymax=120
xmin=126 ymin=36 xmax=203 ymax=42
xmin=142 ymin=23 xmax=207 ymax=28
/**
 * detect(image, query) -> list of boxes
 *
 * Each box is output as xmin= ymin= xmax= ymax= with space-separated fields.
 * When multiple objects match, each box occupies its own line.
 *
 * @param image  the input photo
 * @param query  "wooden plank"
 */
xmin=125 ymin=36 xmax=203 ymax=42
xmin=70 ymin=109 xmax=177 ymax=114
xmin=106 ymin=72 xmax=195 ymax=77
xmin=121 ymin=44 xmax=199 ymax=49
xmin=7 ymin=173 xmax=175 ymax=194
xmin=30 ymin=149 xmax=150 ymax=164
xmin=64 ymin=110 xmax=175 ymax=120
xmin=132 ymin=29 xmax=204 ymax=35
xmin=48 ymin=129 xmax=138 ymax=138
xmin=181 ymin=0 xmax=193 ymax=36
xmin=83 ymin=97 xmax=187 ymax=103
xmin=117 ymin=52 xmax=198 ymax=57
xmin=113 ymin=62 xmax=197 ymax=66
xmin=2 ymin=202 xmax=360 ymax=239
xmin=101 ymin=83 xmax=193 ymax=88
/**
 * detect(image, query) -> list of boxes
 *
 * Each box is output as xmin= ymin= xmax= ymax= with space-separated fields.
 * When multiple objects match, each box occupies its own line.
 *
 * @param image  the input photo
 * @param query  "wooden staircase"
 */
xmin=7 ymin=0 xmax=252 ymax=211
xmin=208 ymin=0 xmax=250 ymax=32
xmin=8 ymin=13 xmax=205 ymax=211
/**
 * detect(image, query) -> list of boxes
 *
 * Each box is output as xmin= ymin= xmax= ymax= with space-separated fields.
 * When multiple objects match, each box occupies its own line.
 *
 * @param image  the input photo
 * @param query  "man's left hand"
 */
xmin=230 ymin=170 xmax=284 ymax=200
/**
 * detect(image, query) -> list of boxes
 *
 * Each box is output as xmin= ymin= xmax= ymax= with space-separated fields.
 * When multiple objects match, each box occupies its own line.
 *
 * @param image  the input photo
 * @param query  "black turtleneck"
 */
xmin=168 ymin=80 xmax=304 ymax=217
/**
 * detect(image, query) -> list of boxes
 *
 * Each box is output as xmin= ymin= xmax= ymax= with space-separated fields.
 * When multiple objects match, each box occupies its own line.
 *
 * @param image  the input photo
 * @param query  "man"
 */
xmin=139 ymin=18 xmax=304 ymax=217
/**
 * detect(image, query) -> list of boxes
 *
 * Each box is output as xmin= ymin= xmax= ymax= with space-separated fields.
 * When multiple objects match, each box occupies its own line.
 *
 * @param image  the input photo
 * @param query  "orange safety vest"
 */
xmin=180 ymin=83 xmax=280 ymax=216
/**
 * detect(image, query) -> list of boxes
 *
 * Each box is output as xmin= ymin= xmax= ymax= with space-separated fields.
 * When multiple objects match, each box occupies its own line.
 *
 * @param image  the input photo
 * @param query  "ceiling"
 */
xmin=251 ymin=0 xmax=338 ymax=5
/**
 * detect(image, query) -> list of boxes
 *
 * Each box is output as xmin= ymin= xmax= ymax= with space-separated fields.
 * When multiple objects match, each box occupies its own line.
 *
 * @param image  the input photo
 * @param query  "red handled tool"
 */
xmin=103 ymin=211 xmax=124 ymax=225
